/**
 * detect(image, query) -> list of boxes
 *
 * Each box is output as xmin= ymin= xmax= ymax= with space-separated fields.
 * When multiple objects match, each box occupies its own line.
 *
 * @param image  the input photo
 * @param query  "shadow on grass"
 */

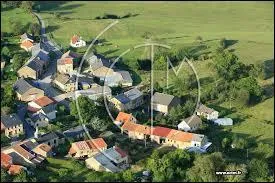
xmin=36 ymin=1 xmax=83 ymax=12
xmin=46 ymin=25 xmax=60 ymax=33
xmin=263 ymin=83 xmax=274 ymax=99
xmin=225 ymin=39 xmax=238 ymax=48
xmin=263 ymin=59 xmax=274 ymax=79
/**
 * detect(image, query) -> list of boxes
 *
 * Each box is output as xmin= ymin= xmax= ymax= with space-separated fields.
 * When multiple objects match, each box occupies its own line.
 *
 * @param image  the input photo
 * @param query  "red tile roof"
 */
xmin=121 ymin=121 xmax=138 ymax=132
xmin=1 ymin=153 xmax=12 ymax=169
xmin=86 ymin=138 xmax=107 ymax=150
xmin=71 ymin=35 xmax=79 ymax=44
xmin=59 ymin=57 xmax=73 ymax=65
xmin=152 ymin=126 xmax=172 ymax=138
xmin=114 ymin=146 xmax=127 ymax=158
xmin=115 ymin=112 xmax=132 ymax=124
xmin=20 ymin=40 xmax=33 ymax=49
xmin=33 ymin=96 xmax=55 ymax=107
xmin=8 ymin=165 xmax=24 ymax=175
xmin=73 ymin=138 xmax=107 ymax=151
xmin=167 ymin=130 xmax=194 ymax=142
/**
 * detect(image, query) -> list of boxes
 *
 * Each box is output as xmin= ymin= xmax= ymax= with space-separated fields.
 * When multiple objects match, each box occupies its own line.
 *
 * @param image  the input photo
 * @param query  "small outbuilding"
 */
xmin=213 ymin=118 xmax=233 ymax=126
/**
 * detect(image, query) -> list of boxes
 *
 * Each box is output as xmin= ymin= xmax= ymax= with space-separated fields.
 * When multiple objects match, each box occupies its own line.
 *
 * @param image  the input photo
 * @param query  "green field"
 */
xmin=38 ymin=1 xmax=273 ymax=64
xmin=36 ymin=1 xmax=274 ymax=151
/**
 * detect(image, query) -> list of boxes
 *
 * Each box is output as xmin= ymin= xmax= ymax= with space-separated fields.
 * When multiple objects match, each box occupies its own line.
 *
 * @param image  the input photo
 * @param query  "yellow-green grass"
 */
xmin=1 ymin=8 xmax=38 ymax=33
xmin=38 ymin=1 xmax=273 ymax=64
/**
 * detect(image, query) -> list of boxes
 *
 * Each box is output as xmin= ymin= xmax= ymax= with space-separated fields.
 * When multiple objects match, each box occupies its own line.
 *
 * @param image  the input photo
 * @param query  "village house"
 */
xmin=63 ymin=125 xmax=86 ymax=140
xmin=86 ymin=53 xmax=133 ymax=87
xmin=71 ymin=74 xmax=94 ymax=90
xmin=178 ymin=114 xmax=202 ymax=132
xmin=114 ymin=112 xmax=137 ymax=126
xmin=20 ymin=33 xmax=34 ymax=52
xmin=116 ymin=70 xmax=133 ymax=87
xmin=152 ymin=92 xmax=181 ymax=114
xmin=26 ymin=113 xmax=50 ymax=128
xmin=35 ymin=131 xmax=65 ymax=148
xmin=52 ymin=73 xmax=76 ymax=92
xmin=27 ymin=96 xmax=56 ymax=118
xmin=121 ymin=121 xmax=153 ymax=141
xmin=1 ymin=139 xmax=49 ymax=167
xmin=70 ymin=35 xmax=86 ymax=48
xmin=14 ymin=78 xmax=44 ymax=102
xmin=119 ymin=113 xmax=210 ymax=150
xmin=1 ymin=114 xmax=24 ymax=137
xmin=75 ymin=84 xmax=112 ymax=100
xmin=196 ymin=104 xmax=219 ymax=120
xmin=85 ymin=146 xmax=129 ymax=173
xmin=68 ymin=138 xmax=107 ymax=159
xmin=17 ymin=58 xmax=47 ymax=80
xmin=1 ymin=153 xmax=28 ymax=176
xmin=151 ymin=126 xmax=208 ymax=149
xmin=110 ymin=88 xmax=144 ymax=111
xmin=57 ymin=57 xmax=74 ymax=74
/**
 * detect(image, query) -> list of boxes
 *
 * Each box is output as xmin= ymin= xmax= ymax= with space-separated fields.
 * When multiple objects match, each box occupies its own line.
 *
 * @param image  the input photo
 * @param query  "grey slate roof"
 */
xmin=26 ymin=58 xmax=44 ymax=71
xmin=63 ymin=125 xmax=85 ymax=138
xmin=14 ymin=78 xmax=37 ymax=95
xmin=1 ymin=113 xmax=23 ymax=128
xmin=182 ymin=115 xmax=202 ymax=126
xmin=116 ymin=70 xmax=133 ymax=83
xmin=62 ymin=50 xmax=81 ymax=59
xmin=40 ymin=104 xmax=55 ymax=114
xmin=197 ymin=104 xmax=215 ymax=114
xmin=115 ymin=94 xmax=130 ymax=104
xmin=36 ymin=132 xmax=58 ymax=143
xmin=192 ymin=134 xmax=205 ymax=143
xmin=152 ymin=92 xmax=175 ymax=106
xmin=124 ymin=88 xmax=143 ymax=101
xmin=86 ymin=53 xmax=112 ymax=71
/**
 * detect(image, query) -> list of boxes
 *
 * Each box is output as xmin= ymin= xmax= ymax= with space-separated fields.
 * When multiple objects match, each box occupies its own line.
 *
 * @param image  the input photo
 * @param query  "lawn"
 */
xmin=1 ymin=7 xmax=38 ymax=33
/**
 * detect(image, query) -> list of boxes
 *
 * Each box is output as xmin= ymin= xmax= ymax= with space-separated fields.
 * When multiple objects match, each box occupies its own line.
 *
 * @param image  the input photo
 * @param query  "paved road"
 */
xmin=17 ymin=103 xmax=35 ymax=139
xmin=33 ymin=12 xmax=70 ymax=109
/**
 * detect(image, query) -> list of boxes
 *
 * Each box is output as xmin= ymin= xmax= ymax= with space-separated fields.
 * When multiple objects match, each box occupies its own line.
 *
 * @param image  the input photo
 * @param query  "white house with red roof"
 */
xmin=70 ymin=35 xmax=86 ymax=48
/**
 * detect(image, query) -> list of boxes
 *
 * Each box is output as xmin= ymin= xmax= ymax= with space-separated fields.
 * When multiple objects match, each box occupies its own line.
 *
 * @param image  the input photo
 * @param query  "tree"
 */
xmin=20 ymin=1 xmax=33 ymax=13
xmin=213 ymin=50 xmax=249 ymax=81
xmin=28 ymin=23 xmax=40 ymax=36
xmin=12 ymin=54 xmax=25 ymax=71
xmin=231 ymin=135 xmax=248 ymax=149
xmin=248 ymin=158 xmax=270 ymax=182
xmin=89 ymin=117 xmax=108 ymax=132
xmin=221 ymin=137 xmax=231 ymax=151
xmin=122 ymin=170 xmax=135 ymax=182
xmin=13 ymin=170 xmax=28 ymax=182
xmin=147 ymin=149 xmax=193 ymax=182
xmin=1 ymin=168 xmax=11 ymax=182
xmin=1 ymin=46 xmax=11 ymax=60
xmin=186 ymin=152 xmax=225 ymax=182
xmin=1 ymin=85 xmax=16 ymax=110
xmin=236 ymin=76 xmax=263 ymax=104
xmin=224 ymin=163 xmax=247 ymax=182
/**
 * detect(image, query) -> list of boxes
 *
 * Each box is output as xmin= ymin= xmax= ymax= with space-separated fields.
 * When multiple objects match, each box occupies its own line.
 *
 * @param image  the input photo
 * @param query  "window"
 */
xmin=48 ymin=142 xmax=50 ymax=146
xmin=54 ymin=139 xmax=57 ymax=144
